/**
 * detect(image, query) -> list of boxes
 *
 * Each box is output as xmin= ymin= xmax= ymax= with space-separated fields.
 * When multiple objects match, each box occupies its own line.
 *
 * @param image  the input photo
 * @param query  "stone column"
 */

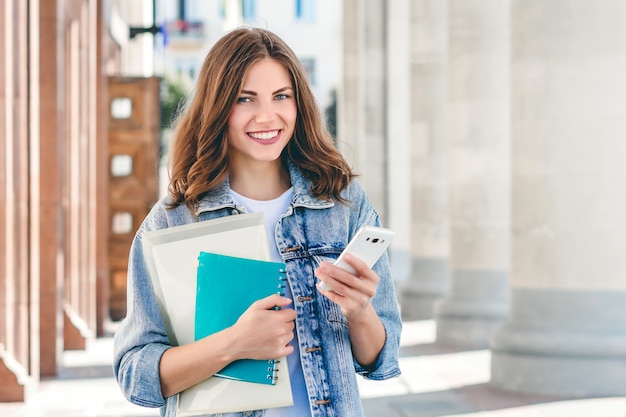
xmin=385 ymin=0 xmax=412 ymax=286
xmin=400 ymin=0 xmax=450 ymax=320
xmin=435 ymin=0 xmax=510 ymax=348
xmin=340 ymin=0 xmax=387 ymax=223
xmin=342 ymin=0 xmax=413 ymax=285
xmin=491 ymin=0 xmax=626 ymax=396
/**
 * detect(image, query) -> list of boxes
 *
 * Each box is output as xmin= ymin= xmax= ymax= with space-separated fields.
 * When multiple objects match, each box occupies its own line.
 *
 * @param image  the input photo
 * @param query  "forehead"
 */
xmin=241 ymin=57 xmax=292 ymax=89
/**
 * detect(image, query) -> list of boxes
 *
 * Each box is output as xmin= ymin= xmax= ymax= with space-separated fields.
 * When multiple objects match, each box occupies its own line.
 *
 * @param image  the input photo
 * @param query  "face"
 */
xmin=226 ymin=57 xmax=297 ymax=169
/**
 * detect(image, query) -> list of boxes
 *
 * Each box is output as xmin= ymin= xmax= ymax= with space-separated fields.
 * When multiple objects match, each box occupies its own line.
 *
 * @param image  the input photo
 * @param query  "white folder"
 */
xmin=142 ymin=213 xmax=293 ymax=416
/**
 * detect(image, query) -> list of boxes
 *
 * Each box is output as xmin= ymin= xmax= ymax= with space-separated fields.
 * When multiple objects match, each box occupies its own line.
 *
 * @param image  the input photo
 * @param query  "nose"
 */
xmin=254 ymin=100 xmax=276 ymax=124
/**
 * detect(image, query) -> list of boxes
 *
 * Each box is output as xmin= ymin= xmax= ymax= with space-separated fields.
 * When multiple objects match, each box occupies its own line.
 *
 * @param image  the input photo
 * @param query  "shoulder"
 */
xmin=340 ymin=179 xmax=380 ymax=227
xmin=341 ymin=178 xmax=372 ymax=210
xmin=137 ymin=195 xmax=197 ymax=234
xmin=342 ymin=178 xmax=366 ymax=197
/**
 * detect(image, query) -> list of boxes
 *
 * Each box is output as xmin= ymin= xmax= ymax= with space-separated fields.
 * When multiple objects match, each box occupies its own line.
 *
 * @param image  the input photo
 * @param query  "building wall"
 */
xmin=250 ymin=0 xmax=342 ymax=110
xmin=0 ymin=0 xmax=32 ymax=401
xmin=0 ymin=0 xmax=120 ymax=401
xmin=158 ymin=0 xmax=342 ymax=110
xmin=342 ymin=0 xmax=626 ymax=397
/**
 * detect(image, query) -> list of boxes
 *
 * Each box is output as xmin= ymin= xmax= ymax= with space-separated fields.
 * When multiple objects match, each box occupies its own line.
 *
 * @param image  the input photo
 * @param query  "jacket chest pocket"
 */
xmin=310 ymin=252 xmax=348 ymax=326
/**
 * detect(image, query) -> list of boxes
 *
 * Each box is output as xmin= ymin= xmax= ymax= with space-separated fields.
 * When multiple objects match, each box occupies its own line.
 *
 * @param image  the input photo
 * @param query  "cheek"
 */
xmin=227 ymin=110 xmax=248 ymax=132
xmin=285 ymin=105 xmax=297 ymax=125
xmin=226 ymin=119 xmax=244 ymax=146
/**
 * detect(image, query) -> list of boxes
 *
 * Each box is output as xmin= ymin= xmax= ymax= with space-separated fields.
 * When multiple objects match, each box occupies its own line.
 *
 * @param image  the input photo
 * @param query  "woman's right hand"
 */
xmin=229 ymin=294 xmax=296 ymax=361
xmin=159 ymin=293 xmax=295 ymax=398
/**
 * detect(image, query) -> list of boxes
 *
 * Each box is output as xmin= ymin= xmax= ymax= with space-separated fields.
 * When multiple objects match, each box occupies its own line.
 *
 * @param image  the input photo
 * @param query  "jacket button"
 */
xmin=305 ymin=346 xmax=322 ymax=353
xmin=314 ymin=399 xmax=331 ymax=405
xmin=298 ymin=296 xmax=313 ymax=302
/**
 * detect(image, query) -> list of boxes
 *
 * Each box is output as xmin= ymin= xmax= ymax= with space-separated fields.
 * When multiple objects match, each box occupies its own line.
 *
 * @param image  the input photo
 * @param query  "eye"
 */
xmin=275 ymin=93 xmax=289 ymax=101
xmin=237 ymin=96 xmax=252 ymax=103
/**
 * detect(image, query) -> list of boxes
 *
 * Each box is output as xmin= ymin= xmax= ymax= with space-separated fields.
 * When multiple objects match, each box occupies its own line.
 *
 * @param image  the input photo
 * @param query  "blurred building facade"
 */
xmin=345 ymin=0 xmax=626 ymax=398
xmin=156 ymin=0 xmax=341 ymax=111
xmin=0 ymin=0 xmax=159 ymax=402
xmin=2 ymin=0 xmax=625 ymax=405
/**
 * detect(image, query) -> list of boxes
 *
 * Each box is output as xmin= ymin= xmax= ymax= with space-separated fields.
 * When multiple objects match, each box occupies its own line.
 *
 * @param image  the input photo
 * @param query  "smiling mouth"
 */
xmin=249 ymin=130 xmax=280 ymax=140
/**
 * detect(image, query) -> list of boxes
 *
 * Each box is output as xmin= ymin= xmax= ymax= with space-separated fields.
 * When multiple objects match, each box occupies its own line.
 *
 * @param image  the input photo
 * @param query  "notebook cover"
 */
xmin=195 ymin=252 xmax=287 ymax=385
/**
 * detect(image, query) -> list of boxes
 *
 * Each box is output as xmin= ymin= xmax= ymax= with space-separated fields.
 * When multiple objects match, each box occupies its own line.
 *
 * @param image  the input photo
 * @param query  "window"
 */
xmin=110 ymin=97 xmax=132 ymax=119
xmin=295 ymin=0 xmax=315 ymax=22
xmin=112 ymin=212 xmax=133 ymax=234
xmin=300 ymin=57 xmax=316 ymax=86
xmin=186 ymin=0 xmax=199 ymax=20
xmin=241 ymin=0 xmax=255 ymax=20
xmin=110 ymin=154 xmax=133 ymax=177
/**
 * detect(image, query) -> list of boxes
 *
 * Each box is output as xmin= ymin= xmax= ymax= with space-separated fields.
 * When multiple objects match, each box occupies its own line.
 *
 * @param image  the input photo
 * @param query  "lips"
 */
xmin=248 ymin=130 xmax=280 ymax=140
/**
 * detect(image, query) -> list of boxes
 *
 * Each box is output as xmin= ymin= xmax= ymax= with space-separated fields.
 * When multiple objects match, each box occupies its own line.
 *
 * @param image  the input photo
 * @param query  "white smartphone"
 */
xmin=318 ymin=226 xmax=396 ymax=291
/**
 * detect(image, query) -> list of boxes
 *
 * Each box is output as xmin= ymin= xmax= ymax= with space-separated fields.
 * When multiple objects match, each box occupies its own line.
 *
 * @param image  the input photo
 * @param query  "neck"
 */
xmin=229 ymin=161 xmax=291 ymax=201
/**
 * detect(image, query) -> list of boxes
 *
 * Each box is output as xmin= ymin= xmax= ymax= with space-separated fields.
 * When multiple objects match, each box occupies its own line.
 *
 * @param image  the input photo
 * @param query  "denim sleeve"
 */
xmin=354 ymin=247 xmax=403 ymax=380
xmin=347 ymin=182 xmax=403 ymax=380
xmin=113 ymin=231 xmax=171 ymax=408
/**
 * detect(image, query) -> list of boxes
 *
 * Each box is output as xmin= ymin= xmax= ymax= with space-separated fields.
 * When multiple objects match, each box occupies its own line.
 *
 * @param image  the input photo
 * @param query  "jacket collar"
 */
xmin=196 ymin=159 xmax=334 ymax=215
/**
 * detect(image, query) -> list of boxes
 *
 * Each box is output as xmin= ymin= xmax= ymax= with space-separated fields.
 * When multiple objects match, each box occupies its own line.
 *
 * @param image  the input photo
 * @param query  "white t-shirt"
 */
xmin=230 ymin=187 xmax=312 ymax=417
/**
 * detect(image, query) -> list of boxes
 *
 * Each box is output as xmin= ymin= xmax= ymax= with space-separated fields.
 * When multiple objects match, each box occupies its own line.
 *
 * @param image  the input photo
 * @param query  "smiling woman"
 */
xmin=113 ymin=27 xmax=402 ymax=417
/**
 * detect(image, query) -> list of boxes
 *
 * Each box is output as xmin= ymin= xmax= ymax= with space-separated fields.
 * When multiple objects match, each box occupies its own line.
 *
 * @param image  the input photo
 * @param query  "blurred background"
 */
xmin=1 ymin=0 xmax=625 ymax=415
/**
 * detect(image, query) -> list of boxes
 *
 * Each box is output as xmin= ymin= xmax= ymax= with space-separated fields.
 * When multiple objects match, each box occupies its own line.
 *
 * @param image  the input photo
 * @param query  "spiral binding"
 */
xmin=268 ymin=269 xmax=287 ymax=383
xmin=277 ymin=268 xmax=287 ymax=297
xmin=267 ymin=359 xmax=280 ymax=380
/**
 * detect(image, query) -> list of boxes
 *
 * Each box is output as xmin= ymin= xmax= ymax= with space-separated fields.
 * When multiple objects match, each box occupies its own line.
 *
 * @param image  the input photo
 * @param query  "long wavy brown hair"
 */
xmin=167 ymin=27 xmax=355 ymax=211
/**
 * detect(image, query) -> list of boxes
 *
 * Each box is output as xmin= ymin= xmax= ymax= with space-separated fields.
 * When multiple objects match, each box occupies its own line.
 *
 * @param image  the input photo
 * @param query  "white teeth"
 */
xmin=249 ymin=130 xmax=279 ymax=140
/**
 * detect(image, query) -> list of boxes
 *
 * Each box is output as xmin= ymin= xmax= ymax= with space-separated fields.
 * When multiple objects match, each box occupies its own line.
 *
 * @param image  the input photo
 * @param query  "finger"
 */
xmin=318 ymin=285 xmax=347 ymax=303
xmin=315 ymin=261 xmax=349 ymax=283
xmin=340 ymin=253 xmax=377 ymax=280
xmin=278 ymin=344 xmax=295 ymax=357
xmin=281 ymin=329 xmax=295 ymax=344
xmin=316 ymin=262 xmax=362 ymax=292
xmin=316 ymin=265 xmax=354 ymax=296
xmin=333 ymin=258 xmax=379 ymax=295
xmin=275 ymin=308 xmax=297 ymax=322
xmin=250 ymin=294 xmax=292 ymax=310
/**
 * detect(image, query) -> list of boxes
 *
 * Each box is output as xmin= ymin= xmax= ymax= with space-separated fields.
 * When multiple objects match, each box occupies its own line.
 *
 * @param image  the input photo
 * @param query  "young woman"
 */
xmin=113 ymin=27 xmax=402 ymax=417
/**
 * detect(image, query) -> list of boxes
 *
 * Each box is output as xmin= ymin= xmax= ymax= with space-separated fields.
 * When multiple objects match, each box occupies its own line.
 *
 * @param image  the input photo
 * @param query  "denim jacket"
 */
xmin=113 ymin=161 xmax=402 ymax=417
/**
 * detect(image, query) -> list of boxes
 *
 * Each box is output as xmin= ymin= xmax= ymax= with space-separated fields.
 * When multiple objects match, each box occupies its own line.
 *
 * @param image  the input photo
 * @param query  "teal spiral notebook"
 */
xmin=194 ymin=251 xmax=288 ymax=385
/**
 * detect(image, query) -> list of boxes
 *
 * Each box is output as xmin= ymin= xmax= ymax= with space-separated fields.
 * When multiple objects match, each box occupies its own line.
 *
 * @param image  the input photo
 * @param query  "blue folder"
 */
xmin=194 ymin=251 xmax=287 ymax=385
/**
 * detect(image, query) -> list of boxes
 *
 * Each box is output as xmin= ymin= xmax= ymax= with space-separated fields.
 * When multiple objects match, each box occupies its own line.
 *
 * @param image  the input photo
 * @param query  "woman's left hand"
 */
xmin=315 ymin=253 xmax=379 ymax=320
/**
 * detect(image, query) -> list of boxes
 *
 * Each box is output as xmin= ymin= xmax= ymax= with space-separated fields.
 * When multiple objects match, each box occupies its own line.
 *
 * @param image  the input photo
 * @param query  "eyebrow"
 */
xmin=240 ymin=86 xmax=293 ymax=96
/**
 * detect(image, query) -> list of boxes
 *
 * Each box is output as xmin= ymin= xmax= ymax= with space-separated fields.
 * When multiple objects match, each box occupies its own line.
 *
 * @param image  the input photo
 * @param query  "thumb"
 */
xmin=251 ymin=293 xmax=292 ymax=310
